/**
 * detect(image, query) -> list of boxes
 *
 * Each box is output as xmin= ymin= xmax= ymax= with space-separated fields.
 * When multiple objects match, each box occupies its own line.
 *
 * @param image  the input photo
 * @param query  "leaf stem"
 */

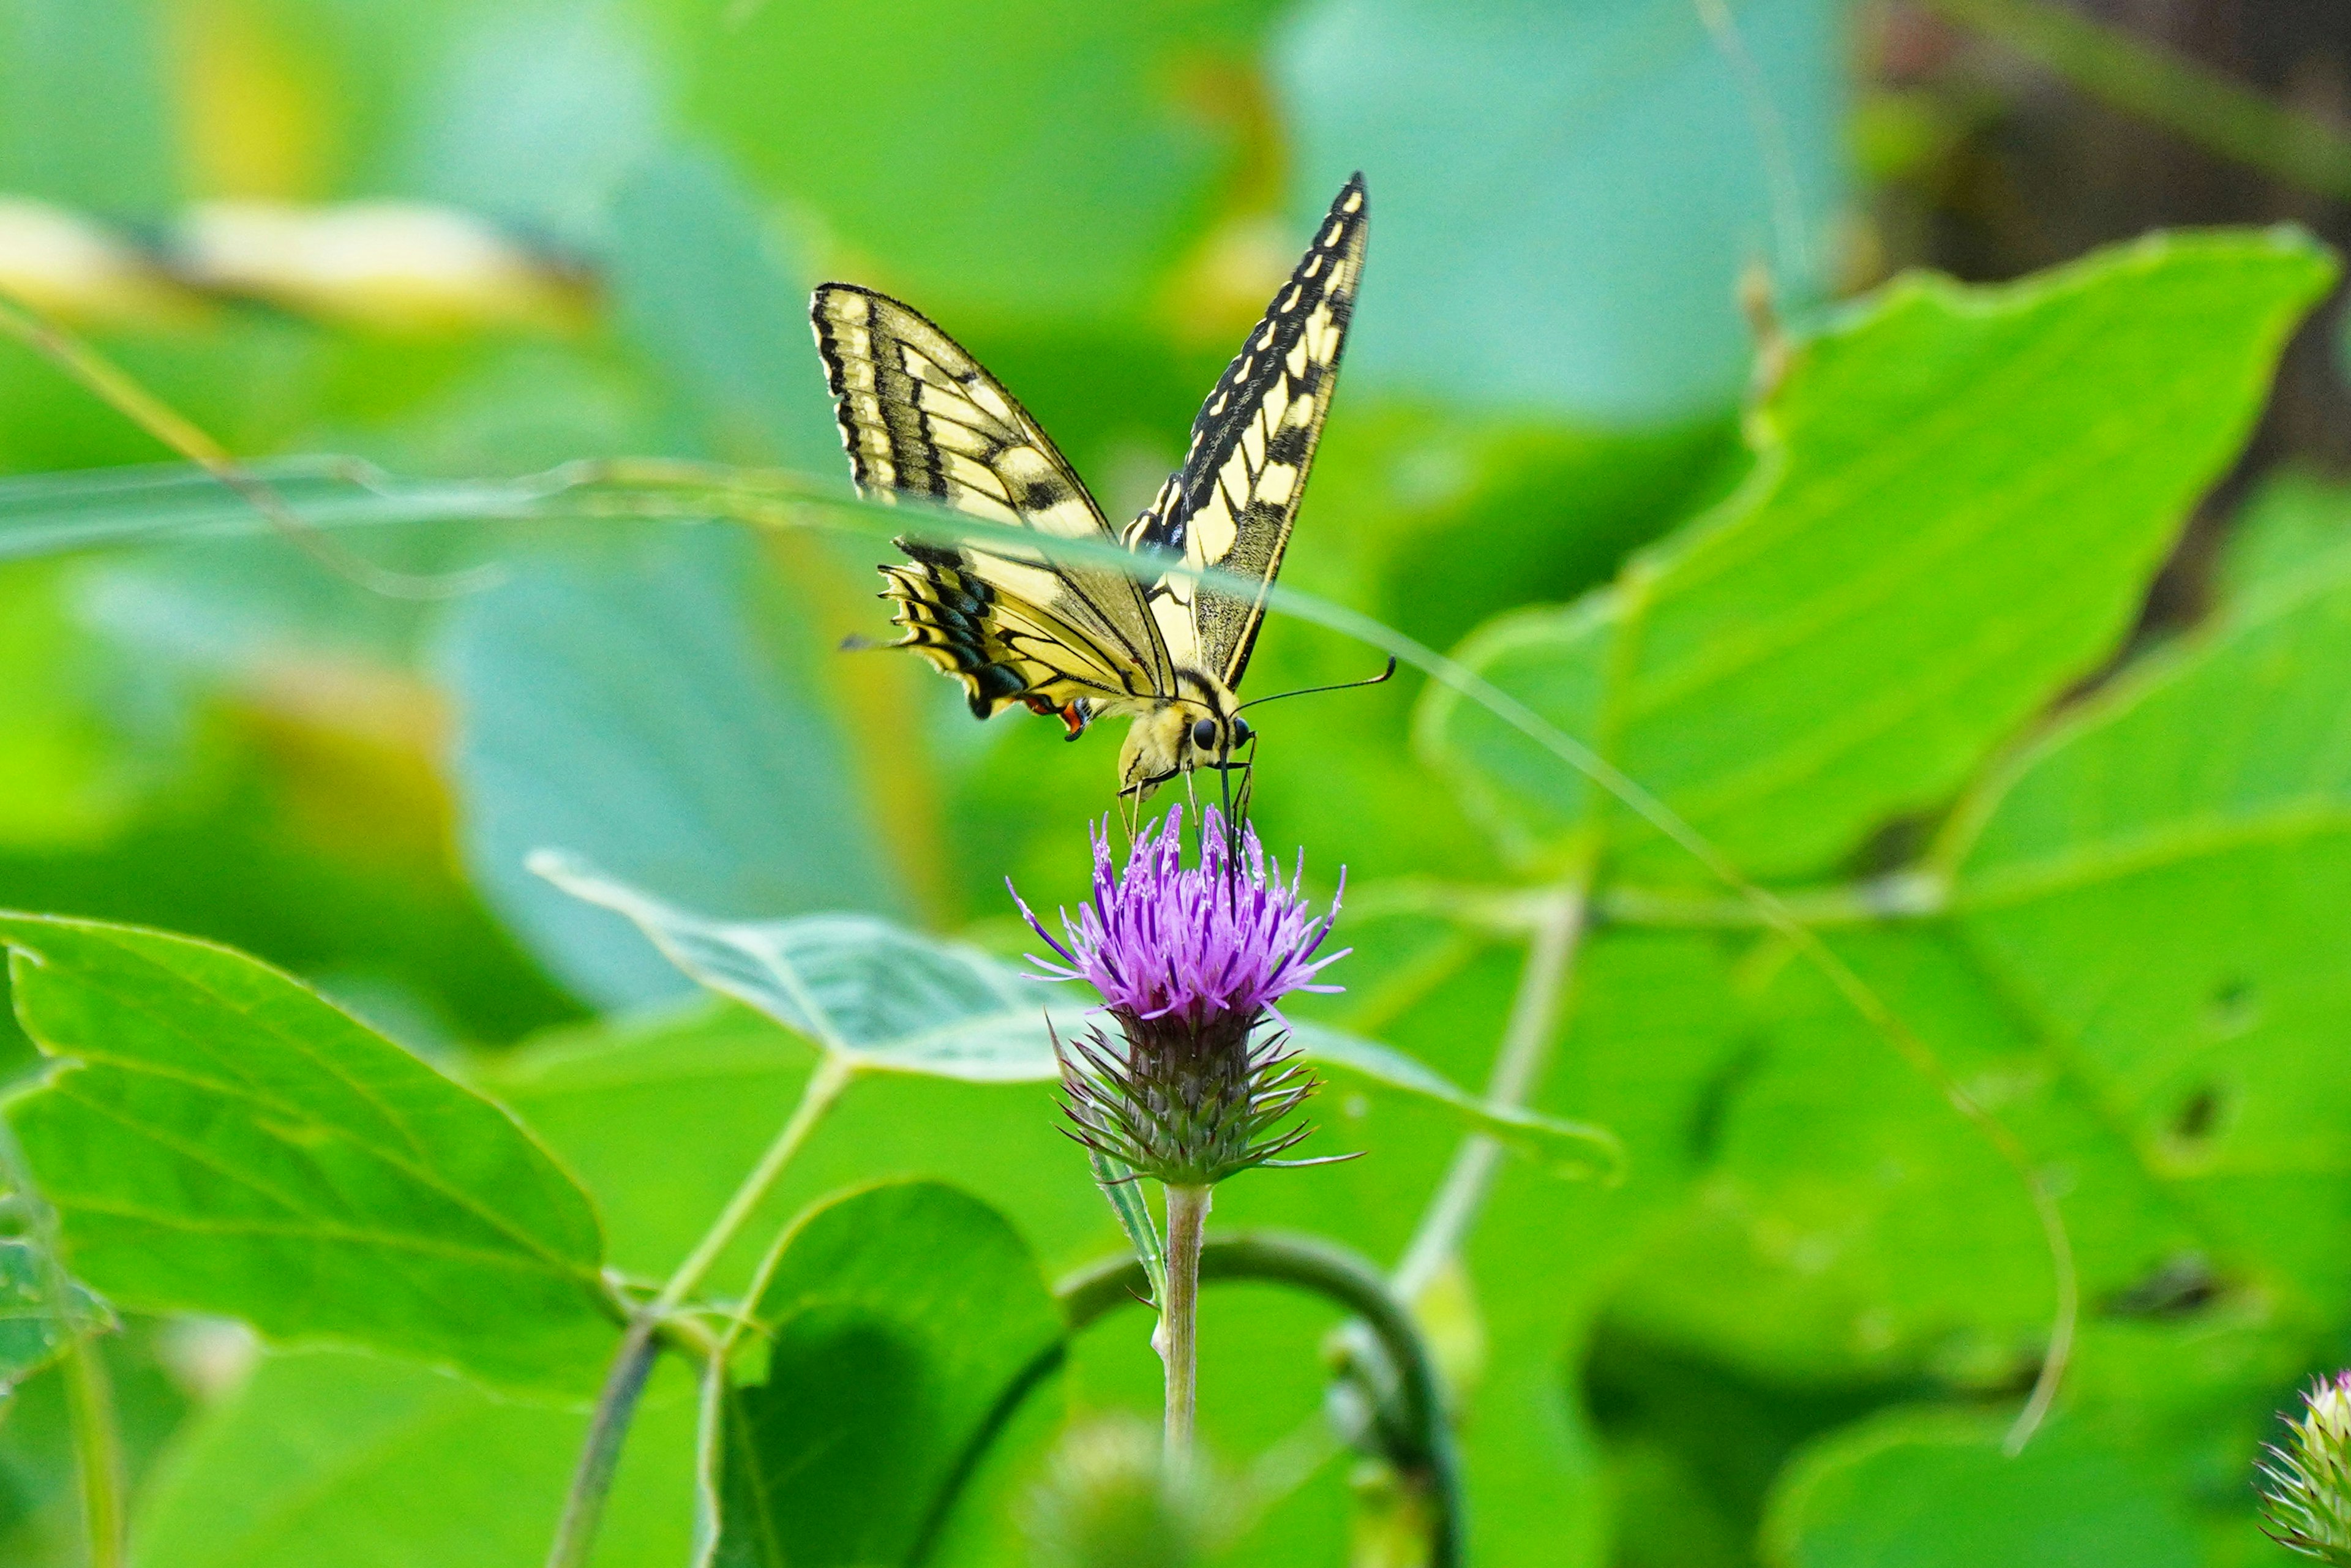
xmin=545 ymin=1315 xmax=661 ymax=1568
xmin=61 ymin=1332 xmax=126 ymax=1568
xmin=544 ymin=1053 xmax=853 ymax=1568
xmin=1392 ymin=887 xmax=1586 ymax=1302
xmin=652 ymin=1052 xmax=856 ymax=1316
xmin=1161 ymin=1183 xmax=1211 ymax=1481
xmin=1060 ymin=1228 xmax=1463 ymax=1568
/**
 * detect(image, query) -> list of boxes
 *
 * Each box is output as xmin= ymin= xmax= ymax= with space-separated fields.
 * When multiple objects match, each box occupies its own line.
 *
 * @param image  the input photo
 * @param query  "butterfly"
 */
xmin=811 ymin=172 xmax=1368 ymax=800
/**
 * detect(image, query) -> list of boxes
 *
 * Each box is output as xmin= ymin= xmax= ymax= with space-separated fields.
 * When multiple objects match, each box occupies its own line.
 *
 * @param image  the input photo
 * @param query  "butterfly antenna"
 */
xmin=1233 ymin=656 xmax=1398 ymax=714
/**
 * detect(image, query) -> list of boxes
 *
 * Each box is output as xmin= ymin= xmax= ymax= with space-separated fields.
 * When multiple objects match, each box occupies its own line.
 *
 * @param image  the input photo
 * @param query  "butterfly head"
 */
xmin=1118 ymin=676 xmax=1253 ymax=801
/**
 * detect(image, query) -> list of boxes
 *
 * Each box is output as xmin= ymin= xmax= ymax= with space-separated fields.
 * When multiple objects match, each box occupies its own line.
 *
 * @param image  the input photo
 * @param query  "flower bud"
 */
xmin=2260 ymin=1371 xmax=2351 ymax=1563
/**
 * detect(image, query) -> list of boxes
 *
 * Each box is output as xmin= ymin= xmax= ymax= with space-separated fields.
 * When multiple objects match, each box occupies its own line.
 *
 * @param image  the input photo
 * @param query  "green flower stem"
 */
xmin=1060 ymin=1228 xmax=1463 ymax=1568
xmin=1392 ymin=885 xmax=1586 ymax=1302
xmin=545 ymin=1315 xmax=661 ymax=1568
xmin=652 ymin=1052 xmax=857 ymax=1316
xmin=61 ymin=1331 xmax=126 ymax=1568
xmin=1160 ymin=1183 xmax=1211 ymax=1480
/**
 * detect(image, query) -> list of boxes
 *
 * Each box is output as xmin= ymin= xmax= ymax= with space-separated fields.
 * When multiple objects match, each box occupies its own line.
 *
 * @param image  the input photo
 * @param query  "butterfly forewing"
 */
xmin=1127 ymin=173 xmax=1368 ymax=689
xmin=812 ymin=284 xmax=1174 ymax=716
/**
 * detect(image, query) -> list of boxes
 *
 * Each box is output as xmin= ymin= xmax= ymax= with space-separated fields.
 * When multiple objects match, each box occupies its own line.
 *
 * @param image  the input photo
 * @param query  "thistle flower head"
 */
xmin=1011 ymin=806 xmax=1350 ymax=1187
xmin=2260 ymin=1371 xmax=2351 ymax=1563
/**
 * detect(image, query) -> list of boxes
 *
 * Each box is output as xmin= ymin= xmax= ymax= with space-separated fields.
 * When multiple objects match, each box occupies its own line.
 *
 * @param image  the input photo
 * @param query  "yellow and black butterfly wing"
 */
xmin=812 ymin=283 xmax=1174 ymax=720
xmin=1125 ymin=173 xmax=1368 ymax=688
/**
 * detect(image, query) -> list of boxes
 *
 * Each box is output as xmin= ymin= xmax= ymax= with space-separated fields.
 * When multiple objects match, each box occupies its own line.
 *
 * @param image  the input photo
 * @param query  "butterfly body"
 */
xmin=812 ymin=173 xmax=1367 ymax=798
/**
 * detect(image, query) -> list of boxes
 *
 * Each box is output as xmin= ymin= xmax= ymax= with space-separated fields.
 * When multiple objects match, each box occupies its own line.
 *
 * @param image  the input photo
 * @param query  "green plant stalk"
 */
xmin=545 ymin=1315 xmax=661 ymax=1568
xmin=653 ymin=1052 xmax=857 ymax=1316
xmin=1927 ymin=0 xmax=2351 ymax=201
xmin=1392 ymin=887 xmax=1586 ymax=1303
xmin=61 ymin=1330 xmax=126 ymax=1568
xmin=1161 ymin=1183 xmax=1211 ymax=1481
xmin=1060 ymin=1229 xmax=1463 ymax=1568
xmin=547 ymin=1052 xmax=855 ymax=1568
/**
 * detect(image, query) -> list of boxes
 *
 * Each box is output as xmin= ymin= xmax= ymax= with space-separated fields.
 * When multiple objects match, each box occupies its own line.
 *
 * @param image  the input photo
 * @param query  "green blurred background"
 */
xmin=2 ymin=0 xmax=2350 ymax=1564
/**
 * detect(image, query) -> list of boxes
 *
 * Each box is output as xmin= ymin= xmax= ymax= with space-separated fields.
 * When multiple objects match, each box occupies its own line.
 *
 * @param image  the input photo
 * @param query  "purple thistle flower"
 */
xmin=1011 ymin=806 xmax=1352 ymax=1187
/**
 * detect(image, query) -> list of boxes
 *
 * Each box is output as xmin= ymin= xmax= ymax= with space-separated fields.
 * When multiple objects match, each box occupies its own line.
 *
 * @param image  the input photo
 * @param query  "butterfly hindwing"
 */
xmin=812 ymin=283 xmax=1173 ymax=718
xmin=1127 ymin=173 xmax=1368 ymax=688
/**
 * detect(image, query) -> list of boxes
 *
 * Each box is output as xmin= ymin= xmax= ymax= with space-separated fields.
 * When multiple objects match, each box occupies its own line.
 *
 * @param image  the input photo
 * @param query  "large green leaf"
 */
xmin=130 ymin=1348 xmax=699 ymax=1568
xmin=1761 ymin=1410 xmax=2200 ymax=1568
xmin=1945 ymin=549 xmax=2351 ymax=1308
xmin=710 ymin=1181 xmax=1063 ymax=1568
xmin=536 ymin=852 xmax=1619 ymax=1170
xmin=0 ymin=914 xmax=615 ymax=1396
xmin=1608 ymin=926 xmax=2183 ymax=1385
xmin=1421 ymin=232 xmax=2334 ymax=881
xmin=1277 ymin=0 xmax=1846 ymax=422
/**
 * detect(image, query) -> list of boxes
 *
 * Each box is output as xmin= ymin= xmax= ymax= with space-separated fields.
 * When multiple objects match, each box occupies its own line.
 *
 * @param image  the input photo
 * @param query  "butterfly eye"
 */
xmin=1190 ymin=717 xmax=1219 ymax=752
xmin=1230 ymin=716 xmax=1253 ymax=746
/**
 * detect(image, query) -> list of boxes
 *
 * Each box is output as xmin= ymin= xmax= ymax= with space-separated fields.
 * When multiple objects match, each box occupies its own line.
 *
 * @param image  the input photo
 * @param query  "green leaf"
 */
xmin=711 ymin=1181 xmax=1063 ymax=1568
xmin=0 ymin=1242 xmax=108 ymax=1389
xmin=0 ymin=914 xmax=616 ymax=1397
xmin=1421 ymin=231 xmax=2335 ymax=880
xmin=1278 ymin=0 xmax=1846 ymax=421
xmin=1946 ymin=548 xmax=2351 ymax=1306
xmin=531 ymin=851 xmax=1056 ymax=1081
xmin=1608 ymin=925 xmax=2180 ymax=1385
xmin=1761 ymin=1410 xmax=2201 ymax=1568
xmin=537 ymin=852 xmax=1622 ymax=1167
xmin=130 ymin=1348 xmax=699 ymax=1568
xmin=433 ymin=528 xmax=901 ymax=1010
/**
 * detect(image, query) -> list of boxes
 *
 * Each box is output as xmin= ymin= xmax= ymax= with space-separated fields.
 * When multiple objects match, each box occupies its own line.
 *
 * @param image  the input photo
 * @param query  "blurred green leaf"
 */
xmin=1946 ymin=546 xmax=2351 ymax=1308
xmin=1761 ymin=1410 xmax=2200 ymax=1568
xmin=1277 ymin=0 xmax=1845 ymax=422
xmin=434 ymin=528 xmax=901 ymax=1009
xmin=0 ymin=913 xmax=616 ymax=1395
xmin=603 ymin=145 xmax=842 ymax=471
xmin=673 ymin=0 xmax=1280 ymax=324
xmin=713 ymin=1180 xmax=1063 ymax=1568
xmin=398 ymin=2 xmax=662 ymax=246
xmin=0 ymin=561 xmax=168 ymax=851
xmin=130 ymin=1348 xmax=699 ymax=1568
xmin=1422 ymin=231 xmax=2334 ymax=880
xmin=0 ymin=1241 xmax=109 ymax=1387
xmin=2218 ymin=467 xmax=2351 ymax=608
xmin=0 ymin=0 xmax=176 ymax=214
